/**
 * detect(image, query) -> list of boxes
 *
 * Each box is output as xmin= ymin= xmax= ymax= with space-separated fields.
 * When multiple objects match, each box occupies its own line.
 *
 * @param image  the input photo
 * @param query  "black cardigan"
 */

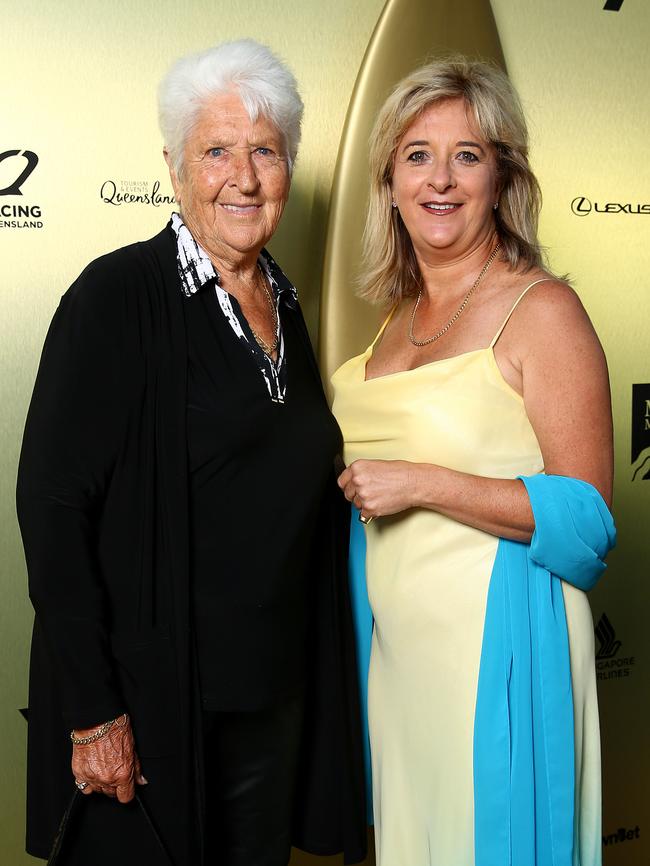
xmin=17 ymin=224 xmax=366 ymax=865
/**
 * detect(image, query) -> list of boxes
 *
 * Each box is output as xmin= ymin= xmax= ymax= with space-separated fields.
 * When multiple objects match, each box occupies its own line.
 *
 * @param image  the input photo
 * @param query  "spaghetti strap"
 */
xmin=370 ymin=305 xmax=398 ymax=350
xmin=489 ymin=278 xmax=553 ymax=347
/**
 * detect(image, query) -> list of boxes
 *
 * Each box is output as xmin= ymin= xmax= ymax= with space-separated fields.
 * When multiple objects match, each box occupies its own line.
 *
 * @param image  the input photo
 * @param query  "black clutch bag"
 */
xmin=47 ymin=788 xmax=175 ymax=865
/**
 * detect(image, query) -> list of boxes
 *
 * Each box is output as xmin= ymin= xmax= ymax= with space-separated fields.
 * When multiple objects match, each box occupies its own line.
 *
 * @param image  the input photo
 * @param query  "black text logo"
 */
xmin=0 ymin=149 xmax=39 ymax=196
xmin=100 ymin=179 xmax=175 ymax=208
xmin=571 ymin=195 xmax=650 ymax=216
xmin=571 ymin=196 xmax=591 ymax=216
xmin=595 ymin=613 xmax=636 ymax=681
xmin=0 ymin=149 xmax=44 ymax=229
xmin=595 ymin=613 xmax=621 ymax=659
xmin=603 ymin=826 xmax=640 ymax=847
xmin=631 ymin=384 xmax=650 ymax=481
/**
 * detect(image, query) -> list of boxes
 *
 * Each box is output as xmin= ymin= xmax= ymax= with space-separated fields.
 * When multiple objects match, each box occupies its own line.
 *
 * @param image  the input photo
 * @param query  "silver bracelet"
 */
xmin=70 ymin=713 xmax=128 ymax=746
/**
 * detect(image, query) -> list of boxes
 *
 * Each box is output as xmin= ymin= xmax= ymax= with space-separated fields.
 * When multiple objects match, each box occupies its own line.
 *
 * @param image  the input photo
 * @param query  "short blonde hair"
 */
xmin=360 ymin=57 xmax=543 ymax=305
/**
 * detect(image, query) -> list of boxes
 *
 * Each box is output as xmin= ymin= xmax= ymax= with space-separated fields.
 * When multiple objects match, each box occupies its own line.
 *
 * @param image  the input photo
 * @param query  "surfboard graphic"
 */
xmin=319 ymin=0 xmax=505 ymax=386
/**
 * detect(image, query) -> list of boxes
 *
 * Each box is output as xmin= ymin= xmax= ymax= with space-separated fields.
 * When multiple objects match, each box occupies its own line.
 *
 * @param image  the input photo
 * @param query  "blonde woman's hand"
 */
xmin=337 ymin=459 xmax=421 ymax=520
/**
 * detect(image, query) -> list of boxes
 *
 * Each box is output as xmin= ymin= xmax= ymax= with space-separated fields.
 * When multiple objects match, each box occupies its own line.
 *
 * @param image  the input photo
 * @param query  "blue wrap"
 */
xmin=474 ymin=475 xmax=616 ymax=866
xmin=349 ymin=505 xmax=374 ymax=824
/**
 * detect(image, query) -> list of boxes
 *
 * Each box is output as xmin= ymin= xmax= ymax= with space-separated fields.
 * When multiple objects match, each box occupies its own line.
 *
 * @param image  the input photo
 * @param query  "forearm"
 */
xmin=411 ymin=463 xmax=534 ymax=542
xmin=340 ymin=458 xmax=535 ymax=540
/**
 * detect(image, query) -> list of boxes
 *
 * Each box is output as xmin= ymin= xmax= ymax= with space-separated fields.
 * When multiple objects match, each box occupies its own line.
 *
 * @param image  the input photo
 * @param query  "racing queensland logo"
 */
xmin=0 ymin=148 xmax=44 ymax=229
xmin=595 ymin=613 xmax=635 ymax=681
xmin=631 ymin=384 xmax=650 ymax=481
xmin=571 ymin=195 xmax=650 ymax=217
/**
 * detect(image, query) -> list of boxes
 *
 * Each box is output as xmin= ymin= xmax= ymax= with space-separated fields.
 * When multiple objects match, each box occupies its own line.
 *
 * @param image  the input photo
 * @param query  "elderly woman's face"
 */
xmin=167 ymin=91 xmax=291 ymax=264
xmin=390 ymin=97 xmax=499 ymax=262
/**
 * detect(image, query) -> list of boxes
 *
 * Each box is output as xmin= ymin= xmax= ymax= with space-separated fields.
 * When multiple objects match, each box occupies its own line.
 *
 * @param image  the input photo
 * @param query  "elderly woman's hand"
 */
xmin=71 ymin=714 xmax=147 ymax=803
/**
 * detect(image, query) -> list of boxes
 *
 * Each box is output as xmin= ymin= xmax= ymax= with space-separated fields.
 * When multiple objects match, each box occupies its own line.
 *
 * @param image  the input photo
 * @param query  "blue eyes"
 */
xmin=405 ymin=150 xmax=479 ymax=165
xmin=207 ymin=146 xmax=277 ymax=161
xmin=204 ymin=146 xmax=284 ymax=169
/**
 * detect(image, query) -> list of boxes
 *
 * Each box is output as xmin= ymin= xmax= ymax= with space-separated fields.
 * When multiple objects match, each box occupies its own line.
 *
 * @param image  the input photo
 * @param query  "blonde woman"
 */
xmin=332 ymin=58 xmax=614 ymax=866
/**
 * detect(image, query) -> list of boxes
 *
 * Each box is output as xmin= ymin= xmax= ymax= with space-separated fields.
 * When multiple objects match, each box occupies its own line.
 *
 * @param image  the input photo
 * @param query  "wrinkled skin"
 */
xmin=71 ymin=716 xmax=147 ymax=803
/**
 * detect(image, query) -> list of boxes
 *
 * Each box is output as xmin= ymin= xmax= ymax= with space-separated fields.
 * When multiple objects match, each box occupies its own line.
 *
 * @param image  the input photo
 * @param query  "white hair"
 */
xmin=158 ymin=39 xmax=304 ymax=176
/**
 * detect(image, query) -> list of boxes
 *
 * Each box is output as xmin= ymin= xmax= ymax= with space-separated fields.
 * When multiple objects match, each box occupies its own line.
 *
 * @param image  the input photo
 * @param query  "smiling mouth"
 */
xmin=421 ymin=202 xmax=462 ymax=214
xmin=220 ymin=203 xmax=262 ymax=214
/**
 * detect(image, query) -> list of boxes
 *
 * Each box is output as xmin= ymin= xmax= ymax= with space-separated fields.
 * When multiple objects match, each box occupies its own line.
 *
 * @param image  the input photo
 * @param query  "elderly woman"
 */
xmin=17 ymin=40 xmax=365 ymax=866
xmin=332 ymin=58 xmax=615 ymax=866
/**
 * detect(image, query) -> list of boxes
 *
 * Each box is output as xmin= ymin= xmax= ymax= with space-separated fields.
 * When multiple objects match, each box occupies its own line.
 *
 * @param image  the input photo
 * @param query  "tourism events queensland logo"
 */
xmin=0 ymin=148 xmax=44 ymax=229
xmin=594 ymin=613 xmax=635 ymax=681
xmin=631 ymin=384 xmax=650 ymax=481
xmin=100 ymin=179 xmax=175 ymax=208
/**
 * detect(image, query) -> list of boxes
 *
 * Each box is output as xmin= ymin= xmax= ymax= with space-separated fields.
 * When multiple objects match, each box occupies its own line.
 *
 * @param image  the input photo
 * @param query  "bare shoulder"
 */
xmin=517 ymin=273 xmax=585 ymax=318
xmin=505 ymin=272 xmax=601 ymax=354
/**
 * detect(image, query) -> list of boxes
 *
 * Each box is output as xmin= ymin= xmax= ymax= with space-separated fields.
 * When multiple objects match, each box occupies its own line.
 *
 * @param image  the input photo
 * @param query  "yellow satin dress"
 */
xmin=331 ymin=283 xmax=601 ymax=866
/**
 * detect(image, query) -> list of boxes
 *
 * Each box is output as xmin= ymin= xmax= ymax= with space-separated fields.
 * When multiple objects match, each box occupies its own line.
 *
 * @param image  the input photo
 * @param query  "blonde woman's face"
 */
xmin=390 ymin=98 xmax=499 ymax=263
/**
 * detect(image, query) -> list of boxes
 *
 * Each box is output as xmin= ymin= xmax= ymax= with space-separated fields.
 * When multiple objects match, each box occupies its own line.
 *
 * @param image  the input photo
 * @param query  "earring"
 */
xmin=392 ymin=200 xmax=398 ymax=209
xmin=493 ymin=202 xmax=499 ymax=210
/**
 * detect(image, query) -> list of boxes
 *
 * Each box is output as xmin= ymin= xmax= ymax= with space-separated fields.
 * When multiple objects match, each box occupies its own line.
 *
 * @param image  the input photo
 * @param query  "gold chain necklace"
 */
xmin=248 ymin=265 xmax=279 ymax=357
xmin=408 ymin=242 xmax=501 ymax=347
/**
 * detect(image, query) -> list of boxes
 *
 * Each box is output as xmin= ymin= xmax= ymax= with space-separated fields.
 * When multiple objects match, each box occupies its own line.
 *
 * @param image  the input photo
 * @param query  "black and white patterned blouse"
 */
xmin=171 ymin=212 xmax=297 ymax=404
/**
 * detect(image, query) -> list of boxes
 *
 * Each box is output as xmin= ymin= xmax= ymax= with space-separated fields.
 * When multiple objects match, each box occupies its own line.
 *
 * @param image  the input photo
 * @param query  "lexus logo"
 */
xmin=571 ymin=196 xmax=591 ymax=216
xmin=571 ymin=195 xmax=650 ymax=216
xmin=0 ymin=149 xmax=39 ymax=196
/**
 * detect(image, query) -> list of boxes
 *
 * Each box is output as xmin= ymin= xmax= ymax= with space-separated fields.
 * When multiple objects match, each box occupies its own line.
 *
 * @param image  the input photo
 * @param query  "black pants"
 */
xmin=58 ymin=696 xmax=304 ymax=866
xmin=202 ymin=697 xmax=304 ymax=866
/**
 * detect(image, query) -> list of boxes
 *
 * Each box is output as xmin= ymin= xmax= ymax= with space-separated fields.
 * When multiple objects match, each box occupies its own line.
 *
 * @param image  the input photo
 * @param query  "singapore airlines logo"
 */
xmin=594 ymin=613 xmax=621 ymax=660
xmin=0 ymin=149 xmax=39 ymax=196
xmin=595 ymin=612 xmax=635 ymax=682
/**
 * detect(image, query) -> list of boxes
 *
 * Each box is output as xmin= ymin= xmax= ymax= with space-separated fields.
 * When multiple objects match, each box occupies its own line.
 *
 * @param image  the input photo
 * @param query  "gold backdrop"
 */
xmin=1 ymin=1 xmax=648 ymax=865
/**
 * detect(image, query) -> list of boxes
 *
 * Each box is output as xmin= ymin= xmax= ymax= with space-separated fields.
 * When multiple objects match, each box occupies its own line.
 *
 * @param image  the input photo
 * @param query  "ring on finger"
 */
xmin=359 ymin=513 xmax=374 ymax=525
xmin=75 ymin=780 xmax=89 ymax=791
